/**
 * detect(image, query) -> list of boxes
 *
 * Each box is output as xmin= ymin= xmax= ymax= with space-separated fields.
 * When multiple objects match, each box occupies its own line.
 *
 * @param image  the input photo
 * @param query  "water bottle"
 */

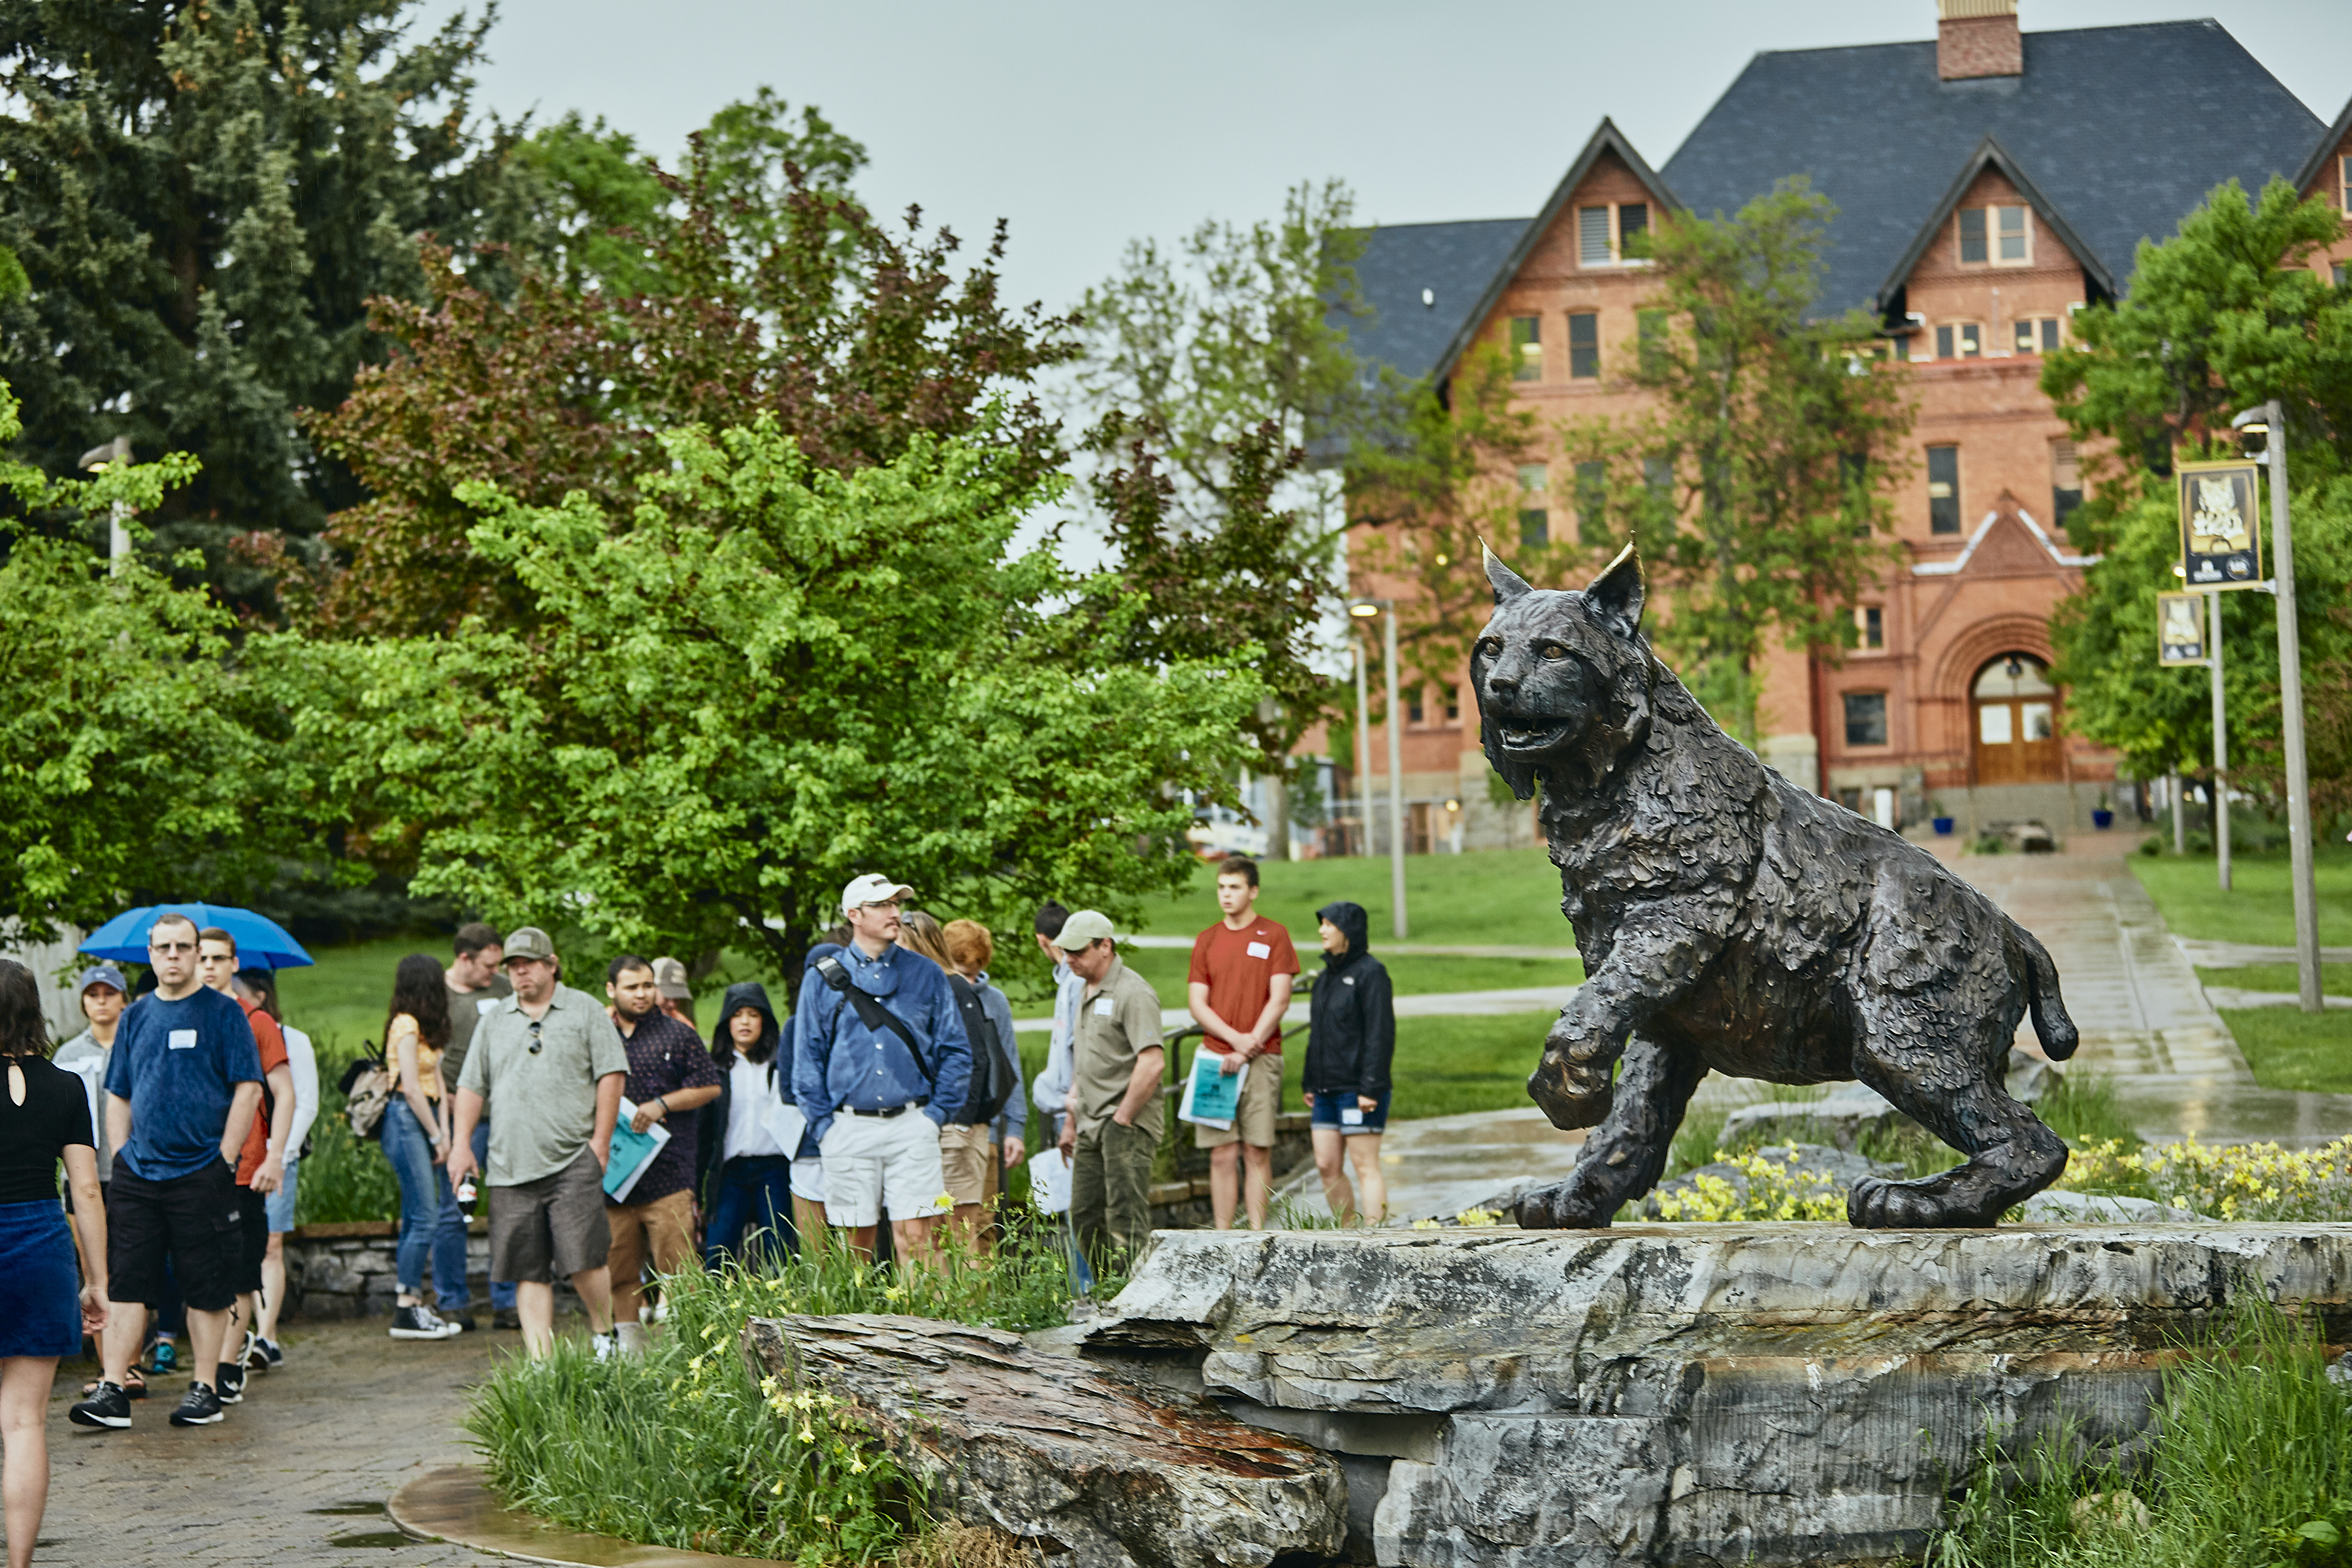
xmin=455 ymin=1174 xmax=478 ymax=1206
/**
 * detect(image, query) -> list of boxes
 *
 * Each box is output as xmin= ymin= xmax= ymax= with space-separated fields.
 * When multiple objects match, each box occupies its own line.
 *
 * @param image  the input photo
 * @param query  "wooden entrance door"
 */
xmin=1972 ymin=655 xmax=2062 ymax=784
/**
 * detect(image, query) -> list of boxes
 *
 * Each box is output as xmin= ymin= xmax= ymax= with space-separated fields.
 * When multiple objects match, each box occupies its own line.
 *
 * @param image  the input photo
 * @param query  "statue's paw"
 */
xmin=1515 ymin=1180 xmax=1612 ymax=1230
xmin=1528 ymin=1049 xmax=1616 ymax=1130
xmin=1846 ymin=1175 xmax=1995 ymax=1230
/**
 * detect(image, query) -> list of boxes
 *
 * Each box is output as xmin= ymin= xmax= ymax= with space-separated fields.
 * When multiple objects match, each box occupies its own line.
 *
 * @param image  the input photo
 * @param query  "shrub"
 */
xmin=2057 ymin=1135 xmax=2352 ymax=1221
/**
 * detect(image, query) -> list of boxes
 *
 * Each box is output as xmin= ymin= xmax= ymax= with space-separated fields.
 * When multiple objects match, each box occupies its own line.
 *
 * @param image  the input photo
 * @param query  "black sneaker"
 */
xmin=440 ymin=1311 xmax=478 ymax=1333
xmin=169 ymin=1382 xmax=225 ymax=1427
xmin=491 ymin=1307 xmax=522 ymax=1331
xmin=68 ymin=1381 xmax=133 ymax=1430
xmin=389 ymin=1304 xmax=462 ymax=1341
xmin=214 ymin=1362 xmax=246 ymax=1404
xmin=252 ymin=1335 xmax=286 ymax=1369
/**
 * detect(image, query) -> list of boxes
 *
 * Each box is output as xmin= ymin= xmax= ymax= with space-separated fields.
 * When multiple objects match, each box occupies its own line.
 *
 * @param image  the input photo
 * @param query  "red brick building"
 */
xmin=1332 ymin=1 xmax=2352 ymax=855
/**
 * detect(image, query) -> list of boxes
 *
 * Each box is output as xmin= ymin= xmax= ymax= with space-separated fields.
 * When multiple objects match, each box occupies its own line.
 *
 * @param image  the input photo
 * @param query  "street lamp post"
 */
xmin=77 ymin=436 xmax=132 ymax=574
xmin=1352 ymin=644 xmax=1372 ymax=858
xmin=1350 ymin=598 xmax=1408 ymax=939
xmin=2208 ymin=588 xmax=2230 ymax=893
xmin=2236 ymin=402 xmax=2324 ymax=1012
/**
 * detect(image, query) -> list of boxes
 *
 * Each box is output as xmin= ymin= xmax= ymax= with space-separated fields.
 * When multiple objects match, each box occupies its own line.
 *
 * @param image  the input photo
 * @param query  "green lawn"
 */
xmin=1113 ymin=947 xmax=1580 ymax=1007
xmin=2222 ymin=1007 xmax=2352 ymax=1094
xmin=2197 ymin=963 xmax=2352 ymax=997
xmin=1126 ymin=849 xmax=1574 ymax=950
xmin=274 ymin=934 xmax=439 ymax=1070
xmin=2131 ymin=842 xmax=2352 ymax=948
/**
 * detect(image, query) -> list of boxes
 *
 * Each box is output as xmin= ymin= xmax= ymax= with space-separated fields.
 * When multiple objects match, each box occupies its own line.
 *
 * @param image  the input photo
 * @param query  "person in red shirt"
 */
xmin=1185 ymin=857 xmax=1298 ymax=1230
xmin=197 ymin=930 xmax=293 ymax=1403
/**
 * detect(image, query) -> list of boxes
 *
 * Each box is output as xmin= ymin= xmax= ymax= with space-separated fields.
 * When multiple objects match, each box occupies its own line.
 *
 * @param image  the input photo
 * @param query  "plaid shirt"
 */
xmin=614 ymin=1009 xmax=721 ymax=1205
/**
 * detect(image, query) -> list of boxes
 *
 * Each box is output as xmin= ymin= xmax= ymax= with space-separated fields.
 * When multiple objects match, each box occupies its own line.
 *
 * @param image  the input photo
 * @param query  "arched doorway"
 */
xmin=1972 ymin=653 xmax=2061 ymax=784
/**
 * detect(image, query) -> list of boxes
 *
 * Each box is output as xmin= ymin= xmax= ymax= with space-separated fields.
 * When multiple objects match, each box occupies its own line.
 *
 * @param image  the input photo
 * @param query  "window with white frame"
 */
xmin=1577 ymin=203 xmax=1651 ymax=267
xmin=1957 ymin=203 xmax=2031 ymax=267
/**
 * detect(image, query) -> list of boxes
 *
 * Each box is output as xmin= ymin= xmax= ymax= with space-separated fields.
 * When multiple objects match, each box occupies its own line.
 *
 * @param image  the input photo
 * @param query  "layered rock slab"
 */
xmin=1084 ymin=1224 xmax=2352 ymax=1567
xmin=742 ymin=1312 xmax=1345 ymax=1568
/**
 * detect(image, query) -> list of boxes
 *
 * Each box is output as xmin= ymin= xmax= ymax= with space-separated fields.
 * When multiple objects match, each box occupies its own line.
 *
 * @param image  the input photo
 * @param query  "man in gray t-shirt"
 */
xmin=446 ymin=926 xmax=627 ymax=1359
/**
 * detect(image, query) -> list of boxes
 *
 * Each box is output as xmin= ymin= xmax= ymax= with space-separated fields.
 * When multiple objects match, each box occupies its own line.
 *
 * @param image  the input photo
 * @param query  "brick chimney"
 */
xmin=1938 ymin=0 xmax=2022 ymax=81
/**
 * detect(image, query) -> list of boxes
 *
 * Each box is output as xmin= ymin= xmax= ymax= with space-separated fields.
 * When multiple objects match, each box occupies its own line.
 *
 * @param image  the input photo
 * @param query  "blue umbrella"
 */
xmin=79 ymin=904 xmax=314 ymax=970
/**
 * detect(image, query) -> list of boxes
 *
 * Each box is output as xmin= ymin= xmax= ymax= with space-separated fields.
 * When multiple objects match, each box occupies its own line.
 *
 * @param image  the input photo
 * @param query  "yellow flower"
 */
xmin=772 ymin=1478 xmax=785 ymax=1495
xmin=800 ymin=1426 xmax=816 ymax=1444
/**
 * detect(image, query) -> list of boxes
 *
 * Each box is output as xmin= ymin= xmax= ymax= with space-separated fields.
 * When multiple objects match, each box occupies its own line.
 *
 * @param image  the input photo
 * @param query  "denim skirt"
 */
xmin=0 ymin=1198 xmax=82 ymax=1358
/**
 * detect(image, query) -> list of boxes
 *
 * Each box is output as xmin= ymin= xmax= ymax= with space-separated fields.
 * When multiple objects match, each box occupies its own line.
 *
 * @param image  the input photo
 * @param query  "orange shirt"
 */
xmin=236 ymin=996 xmax=291 ymax=1186
xmin=1187 ymin=917 xmax=1301 ymax=1055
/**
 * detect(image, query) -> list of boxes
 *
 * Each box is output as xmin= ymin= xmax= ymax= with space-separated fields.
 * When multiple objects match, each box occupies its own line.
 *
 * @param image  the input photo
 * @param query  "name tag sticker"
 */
xmin=477 ymin=997 xmax=498 ymax=1016
xmin=1094 ymin=998 xmax=1115 ymax=1017
xmin=168 ymin=1030 xmax=197 ymax=1050
xmin=1341 ymin=1107 xmax=1364 ymax=1126
xmin=1246 ymin=941 xmax=1271 ymax=960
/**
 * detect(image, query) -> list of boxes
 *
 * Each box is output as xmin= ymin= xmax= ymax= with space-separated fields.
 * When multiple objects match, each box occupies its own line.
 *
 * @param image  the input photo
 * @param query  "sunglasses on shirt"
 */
xmin=527 ymin=1019 xmax=544 ymax=1054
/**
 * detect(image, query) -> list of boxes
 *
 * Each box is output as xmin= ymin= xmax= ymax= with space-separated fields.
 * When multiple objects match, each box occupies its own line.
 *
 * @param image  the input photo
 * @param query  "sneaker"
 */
xmin=146 ymin=1338 xmax=178 ymax=1375
xmin=169 ymin=1382 xmax=225 ymax=1427
xmin=389 ymin=1304 xmax=463 ymax=1341
xmin=68 ymin=1381 xmax=133 ymax=1430
xmin=252 ymin=1336 xmax=286 ymax=1370
xmin=242 ymin=1331 xmax=269 ymax=1371
xmin=591 ymin=1332 xmax=617 ymax=1362
xmin=214 ymin=1362 xmax=245 ymax=1405
xmin=491 ymin=1308 xmax=522 ymax=1331
xmin=440 ymin=1311 xmax=478 ymax=1333
xmin=615 ymin=1321 xmax=645 ymax=1358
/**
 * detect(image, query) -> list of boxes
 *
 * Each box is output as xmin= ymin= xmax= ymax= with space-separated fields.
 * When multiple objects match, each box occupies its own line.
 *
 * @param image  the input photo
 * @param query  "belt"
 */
xmin=848 ymin=1099 xmax=929 ymax=1120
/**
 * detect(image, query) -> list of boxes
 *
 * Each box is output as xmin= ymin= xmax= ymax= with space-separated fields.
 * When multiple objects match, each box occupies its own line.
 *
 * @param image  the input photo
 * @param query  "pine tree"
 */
xmin=0 ymin=0 xmax=521 ymax=613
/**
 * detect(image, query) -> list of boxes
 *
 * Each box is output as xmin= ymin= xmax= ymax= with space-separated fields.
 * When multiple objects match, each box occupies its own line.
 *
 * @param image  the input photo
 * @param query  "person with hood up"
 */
xmin=696 ymin=981 xmax=813 ymax=1267
xmin=1303 ymin=901 xmax=1395 ymax=1226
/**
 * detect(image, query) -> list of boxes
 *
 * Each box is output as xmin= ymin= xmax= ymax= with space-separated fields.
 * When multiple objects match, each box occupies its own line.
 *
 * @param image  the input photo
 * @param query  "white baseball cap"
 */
xmin=840 ymin=873 xmax=915 ymax=914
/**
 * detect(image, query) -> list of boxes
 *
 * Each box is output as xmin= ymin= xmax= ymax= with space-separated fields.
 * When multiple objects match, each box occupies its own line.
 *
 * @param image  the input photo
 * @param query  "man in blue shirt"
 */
xmin=794 ymin=874 xmax=970 ymax=1267
xmin=72 ymin=911 xmax=263 ymax=1433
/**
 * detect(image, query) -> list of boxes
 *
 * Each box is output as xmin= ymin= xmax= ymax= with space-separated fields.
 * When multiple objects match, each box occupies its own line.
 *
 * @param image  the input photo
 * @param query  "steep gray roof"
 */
xmin=1336 ymin=217 xmax=1528 ymax=387
xmin=1661 ymin=20 xmax=2323 ymax=314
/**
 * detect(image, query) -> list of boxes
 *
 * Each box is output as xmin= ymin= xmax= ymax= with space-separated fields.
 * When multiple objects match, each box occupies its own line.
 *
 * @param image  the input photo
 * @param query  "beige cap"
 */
xmin=1053 ymin=909 xmax=1116 ymax=952
xmin=651 ymin=956 xmax=693 ymax=1000
xmin=502 ymin=926 xmax=555 ymax=962
xmin=840 ymin=873 xmax=915 ymax=914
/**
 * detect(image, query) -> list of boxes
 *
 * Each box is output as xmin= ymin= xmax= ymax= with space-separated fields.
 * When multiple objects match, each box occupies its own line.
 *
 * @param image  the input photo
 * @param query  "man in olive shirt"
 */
xmin=446 ymin=926 xmax=627 ymax=1359
xmin=1052 ymin=910 xmax=1164 ymax=1267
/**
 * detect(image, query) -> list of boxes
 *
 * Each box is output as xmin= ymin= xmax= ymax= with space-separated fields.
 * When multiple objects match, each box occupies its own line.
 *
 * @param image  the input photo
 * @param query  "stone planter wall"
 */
xmin=283 ymin=1220 xmax=488 ymax=1320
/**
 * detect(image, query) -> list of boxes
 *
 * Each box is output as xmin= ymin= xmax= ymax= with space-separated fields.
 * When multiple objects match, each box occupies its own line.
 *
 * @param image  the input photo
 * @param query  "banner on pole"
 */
xmin=2157 ymin=591 xmax=2207 ymax=666
xmin=2177 ymin=460 xmax=2263 ymax=589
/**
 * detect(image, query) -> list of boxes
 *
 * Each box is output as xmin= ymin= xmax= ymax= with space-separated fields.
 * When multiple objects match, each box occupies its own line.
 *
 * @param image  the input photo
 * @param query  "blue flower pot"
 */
xmin=1932 ymin=817 xmax=1955 ymax=836
xmin=2093 ymin=809 xmax=2114 ymax=830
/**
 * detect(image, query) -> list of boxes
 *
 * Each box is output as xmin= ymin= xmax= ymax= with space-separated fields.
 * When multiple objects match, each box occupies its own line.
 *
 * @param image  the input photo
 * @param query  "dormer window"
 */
xmin=1934 ymin=322 xmax=1983 ymax=359
xmin=1578 ymin=203 xmax=1651 ymax=267
xmin=1958 ymin=204 xmax=2031 ymax=267
xmin=1511 ymin=316 xmax=1542 ymax=382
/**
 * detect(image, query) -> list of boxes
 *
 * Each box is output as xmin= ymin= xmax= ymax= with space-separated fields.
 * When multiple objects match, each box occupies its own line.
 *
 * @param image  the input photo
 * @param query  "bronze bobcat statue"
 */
xmin=1475 ymin=546 xmax=2078 ymax=1228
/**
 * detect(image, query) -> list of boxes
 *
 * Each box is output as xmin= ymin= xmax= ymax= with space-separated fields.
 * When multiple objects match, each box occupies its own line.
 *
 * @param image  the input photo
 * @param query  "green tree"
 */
xmin=304 ymin=137 xmax=1079 ymax=637
xmin=1558 ymin=180 xmax=1914 ymax=742
xmin=0 ymin=0 xmax=522 ymax=612
xmin=2044 ymin=178 xmax=2352 ymax=822
xmin=267 ymin=417 xmax=1264 ymax=974
xmin=0 ymin=380 xmax=296 ymax=940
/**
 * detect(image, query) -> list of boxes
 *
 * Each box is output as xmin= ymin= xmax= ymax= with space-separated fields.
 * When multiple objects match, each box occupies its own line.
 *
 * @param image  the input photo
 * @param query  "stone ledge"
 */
xmin=1084 ymin=1224 xmax=2352 ymax=1566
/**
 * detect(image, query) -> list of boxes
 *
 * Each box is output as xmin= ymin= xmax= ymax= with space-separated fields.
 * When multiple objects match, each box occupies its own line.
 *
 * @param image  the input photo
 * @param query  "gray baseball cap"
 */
xmin=651 ymin=956 xmax=693 ymax=1000
xmin=502 ymin=926 xmax=556 ymax=962
xmin=77 ymin=964 xmax=127 ymax=996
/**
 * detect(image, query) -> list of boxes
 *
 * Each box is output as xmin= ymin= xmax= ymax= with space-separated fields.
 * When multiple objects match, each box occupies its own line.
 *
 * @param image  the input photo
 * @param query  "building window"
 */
xmin=1642 ymin=455 xmax=1674 ymax=535
xmin=1619 ymin=203 xmax=1648 ymax=255
xmin=1843 ymin=691 xmax=1889 ymax=747
xmin=1445 ymin=687 xmax=1461 ymax=723
xmin=1855 ymin=604 xmax=1884 ymax=650
xmin=1997 ymin=204 xmax=2029 ymax=262
xmin=1637 ymin=310 xmax=1669 ymax=375
xmin=1568 ymin=312 xmax=1599 ymax=379
xmin=2340 ymin=154 xmax=2350 ymax=214
xmin=1518 ymin=463 xmax=1548 ymax=547
xmin=1579 ymin=206 xmax=1612 ymax=266
xmin=1935 ymin=322 xmax=1982 ymax=359
xmin=2014 ymin=318 xmax=2061 ymax=354
xmin=1407 ymin=690 xmax=1424 ymax=725
xmin=2051 ymin=439 xmax=2082 ymax=531
xmin=1927 ymin=444 xmax=1960 ymax=534
xmin=1575 ymin=461 xmax=1609 ymax=545
xmin=1510 ymin=315 xmax=1541 ymax=382
xmin=1958 ymin=204 xmax=2031 ymax=267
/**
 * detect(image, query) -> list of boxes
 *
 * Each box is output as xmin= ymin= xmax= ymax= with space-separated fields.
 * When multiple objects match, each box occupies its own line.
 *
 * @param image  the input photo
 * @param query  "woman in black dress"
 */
xmin=0 ymin=958 xmax=108 ymax=1568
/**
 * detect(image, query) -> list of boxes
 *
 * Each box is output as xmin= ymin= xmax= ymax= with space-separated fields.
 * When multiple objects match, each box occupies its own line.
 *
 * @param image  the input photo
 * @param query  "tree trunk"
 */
xmin=1264 ymin=768 xmax=1290 ymax=860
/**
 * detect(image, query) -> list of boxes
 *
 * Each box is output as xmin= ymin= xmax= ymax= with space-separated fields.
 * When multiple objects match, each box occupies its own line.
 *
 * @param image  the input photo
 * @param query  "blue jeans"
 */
xmin=429 ymin=1121 xmax=514 ymax=1312
xmin=381 ymin=1100 xmax=440 ymax=1296
xmin=703 ymin=1157 xmax=797 ymax=1270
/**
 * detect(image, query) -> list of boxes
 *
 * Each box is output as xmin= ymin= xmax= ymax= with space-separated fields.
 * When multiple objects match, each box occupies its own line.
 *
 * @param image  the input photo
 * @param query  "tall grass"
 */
xmin=466 ymin=1217 xmax=1109 ymax=1562
xmin=1928 ymin=1298 xmax=2352 ymax=1568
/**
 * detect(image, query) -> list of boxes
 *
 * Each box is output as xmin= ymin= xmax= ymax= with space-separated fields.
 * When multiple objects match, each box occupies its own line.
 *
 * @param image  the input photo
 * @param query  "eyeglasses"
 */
xmin=527 ymin=1019 xmax=544 ymax=1055
xmin=148 ymin=941 xmax=195 ymax=955
xmin=858 ymin=900 xmax=902 ymax=913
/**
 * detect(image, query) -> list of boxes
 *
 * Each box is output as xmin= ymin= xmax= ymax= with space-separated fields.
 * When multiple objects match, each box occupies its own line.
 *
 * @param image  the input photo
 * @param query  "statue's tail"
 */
xmin=2017 ymin=924 xmax=2078 ymax=1061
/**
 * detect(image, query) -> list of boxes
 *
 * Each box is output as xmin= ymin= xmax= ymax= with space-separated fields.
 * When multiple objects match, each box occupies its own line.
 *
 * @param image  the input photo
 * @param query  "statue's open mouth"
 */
xmin=1492 ymin=719 xmax=1570 ymax=752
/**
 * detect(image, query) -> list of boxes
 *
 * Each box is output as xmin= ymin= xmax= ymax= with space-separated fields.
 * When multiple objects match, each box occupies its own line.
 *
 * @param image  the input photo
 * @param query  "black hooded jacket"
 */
xmin=696 ymin=980 xmax=788 ymax=1203
xmin=1303 ymin=901 xmax=1394 ymax=1098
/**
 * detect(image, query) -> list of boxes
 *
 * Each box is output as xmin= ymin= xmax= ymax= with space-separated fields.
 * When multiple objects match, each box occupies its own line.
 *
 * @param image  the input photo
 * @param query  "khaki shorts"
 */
xmin=605 ymin=1186 xmax=696 ymax=1322
xmin=489 ymin=1148 xmax=612 ymax=1284
xmin=938 ymin=1124 xmax=993 ymax=1207
xmin=1193 ymin=1052 xmax=1281 ymax=1149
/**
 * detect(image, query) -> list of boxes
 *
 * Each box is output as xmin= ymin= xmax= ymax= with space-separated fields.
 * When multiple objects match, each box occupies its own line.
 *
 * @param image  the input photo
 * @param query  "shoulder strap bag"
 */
xmin=811 ymin=956 xmax=934 ymax=1093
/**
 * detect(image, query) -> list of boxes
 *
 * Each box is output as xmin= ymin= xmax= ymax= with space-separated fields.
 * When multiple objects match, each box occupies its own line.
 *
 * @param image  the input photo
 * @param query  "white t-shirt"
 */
xmin=724 ymin=1054 xmax=787 ymax=1161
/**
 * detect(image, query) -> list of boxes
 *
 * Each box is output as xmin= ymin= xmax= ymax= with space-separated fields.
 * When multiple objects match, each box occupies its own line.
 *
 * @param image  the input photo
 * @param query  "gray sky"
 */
xmin=448 ymin=1 xmax=2352 ymax=316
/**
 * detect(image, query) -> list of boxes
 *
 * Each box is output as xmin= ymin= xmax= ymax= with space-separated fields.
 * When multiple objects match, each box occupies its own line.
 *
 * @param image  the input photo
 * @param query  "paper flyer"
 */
xmin=1028 ymin=1146 xmax=1073 ymax=1214
xmin=1176 ymin=1049 xmax=1247 ymax=1130
xmin=603 ymin=1098 xmax=673 ymax=1201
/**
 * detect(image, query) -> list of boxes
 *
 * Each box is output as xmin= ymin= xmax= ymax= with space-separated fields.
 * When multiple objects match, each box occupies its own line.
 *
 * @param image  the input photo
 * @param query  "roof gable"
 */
xmin=1424 ymin=118 xmax=1679 ymax=387
xmin=2293 ymin=95 xmax=2352 ymax=197
xmin=1663 ymin=21 xmax=2323 ymax=314
xmin=1335 ymin=218 xmax=1529 ymax=388
xmin=1878 ymin=137 xmax=2113 ymax=308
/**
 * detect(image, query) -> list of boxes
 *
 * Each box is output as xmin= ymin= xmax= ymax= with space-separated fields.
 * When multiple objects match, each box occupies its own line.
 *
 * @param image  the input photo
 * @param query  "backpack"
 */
xmin=943 ymin=974 xmax=1013 ymax=1128
xmin=336 ymin=1044 xmax=395 ymax=1142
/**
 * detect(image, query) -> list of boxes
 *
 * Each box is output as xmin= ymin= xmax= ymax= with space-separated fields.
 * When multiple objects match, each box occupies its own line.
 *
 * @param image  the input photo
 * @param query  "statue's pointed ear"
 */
xmin=1584 ymin=543 xmax=1644 ymax=639
xmin=1482 ymin=540 xmax=1533 ymax=606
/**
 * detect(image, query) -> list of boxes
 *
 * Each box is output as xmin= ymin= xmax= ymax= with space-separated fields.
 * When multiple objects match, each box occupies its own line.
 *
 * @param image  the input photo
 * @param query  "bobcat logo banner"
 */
xmin=2178 ymin=461 xmax=2262 ymax=589
xmin=2157 ymin=591 xmax=2206 ymax=667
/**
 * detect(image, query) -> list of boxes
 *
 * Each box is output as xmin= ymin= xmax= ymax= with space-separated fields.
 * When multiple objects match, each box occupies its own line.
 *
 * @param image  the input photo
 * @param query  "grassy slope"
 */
xmin=2129 ymin=841 xmax=2352 ymax=947
xmin=1127 ymin=848 xmax=1575 ymax=950
xmin=2220 ymin=1007 xmax=2352 ymax=1094
xmin=2195 ymin=962 xmax=2352 ymax=996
